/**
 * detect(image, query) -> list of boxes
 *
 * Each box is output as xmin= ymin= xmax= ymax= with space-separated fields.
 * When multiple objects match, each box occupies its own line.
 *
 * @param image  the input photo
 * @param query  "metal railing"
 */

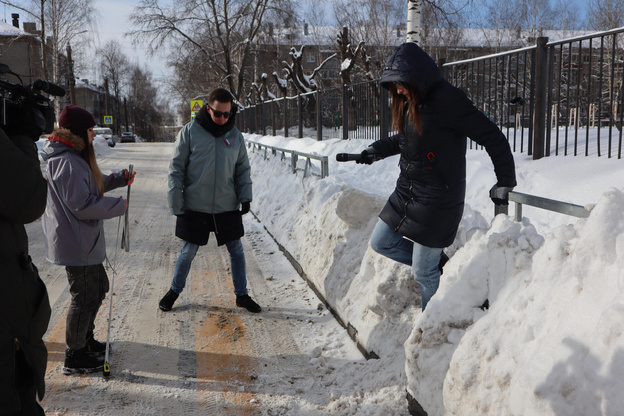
xmin=238 ymin=28 xmax=624 ymax=161
xmin=237 ymin=80 xmax=389 ymax=142
xmin=245 ymin=138 xmax=329 ymax=178
xmin=495 ymin=191 xmax=592 ymax=220
xmin=444 ymin=27 xmax=624 ymax=159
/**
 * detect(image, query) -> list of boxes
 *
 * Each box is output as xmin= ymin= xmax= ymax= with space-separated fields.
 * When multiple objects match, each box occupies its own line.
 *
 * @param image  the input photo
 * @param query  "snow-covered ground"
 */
xmin=32 ymin=128 xmax=624 ymax=415
xmin=243 ymin=128 xmax=624 ymax=415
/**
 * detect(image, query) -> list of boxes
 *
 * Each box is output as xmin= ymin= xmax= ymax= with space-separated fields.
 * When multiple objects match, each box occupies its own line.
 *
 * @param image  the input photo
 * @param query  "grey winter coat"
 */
xmin=168 ymin=117 xmax=252 ymax=216
xmin=0 ymin=128 xmax=51 ymax=412
xmin=374 ymin=42 xmax=517 ymax=248
xmin=41 ymin=129 xmax=128 ymax=266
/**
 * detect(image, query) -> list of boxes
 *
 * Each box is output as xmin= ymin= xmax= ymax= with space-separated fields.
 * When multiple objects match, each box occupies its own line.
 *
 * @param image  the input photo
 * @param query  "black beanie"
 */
xmin=58 ymin=105 xmax=96 ymax=143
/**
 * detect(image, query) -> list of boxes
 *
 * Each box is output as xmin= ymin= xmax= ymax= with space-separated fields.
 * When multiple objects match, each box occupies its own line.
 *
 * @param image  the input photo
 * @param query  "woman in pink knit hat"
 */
xmin=41 ymin=105 xmax=136 ymax=375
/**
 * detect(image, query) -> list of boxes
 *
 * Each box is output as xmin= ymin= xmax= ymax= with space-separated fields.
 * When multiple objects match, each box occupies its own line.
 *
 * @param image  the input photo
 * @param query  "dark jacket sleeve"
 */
xmin=442 ymin=85 xmax=517 ymax=187
xmin=371 ymin=133 xmax=403 ymax=159
xmin=0 ymin=131 xmax=47 ymax=223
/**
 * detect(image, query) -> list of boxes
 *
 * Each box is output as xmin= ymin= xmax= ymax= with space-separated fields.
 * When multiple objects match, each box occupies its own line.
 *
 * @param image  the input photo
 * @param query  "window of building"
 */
xmin=305 ymin=52 xmax=316 ymax=63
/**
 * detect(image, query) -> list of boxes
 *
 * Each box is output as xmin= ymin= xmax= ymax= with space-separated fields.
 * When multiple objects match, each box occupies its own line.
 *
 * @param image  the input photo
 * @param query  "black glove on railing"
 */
xmin=489 ymin=184 xmax=514 ymax=205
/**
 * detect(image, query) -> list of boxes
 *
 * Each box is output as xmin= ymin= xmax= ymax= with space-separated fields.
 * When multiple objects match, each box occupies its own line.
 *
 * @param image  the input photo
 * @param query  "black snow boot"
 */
xmin=159 ymin=289 xmax=179 ymax=311
xmin=406 ymin=390 xmax=428 ymax=416
xmin=438 ymin=251 xmax=449 ymax=274
xmin=236 ymin=294 xmax=261 ymax=313
xmin=62 ymin=347 xmax=104 ymax=375
xmin=86 ymin=337 xmax=108 ymax=357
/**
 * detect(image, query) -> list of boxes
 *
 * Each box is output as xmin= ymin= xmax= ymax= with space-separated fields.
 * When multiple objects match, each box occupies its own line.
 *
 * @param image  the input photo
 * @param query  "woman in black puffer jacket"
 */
xmin=359 ymin=42 xmax=517 ymax=310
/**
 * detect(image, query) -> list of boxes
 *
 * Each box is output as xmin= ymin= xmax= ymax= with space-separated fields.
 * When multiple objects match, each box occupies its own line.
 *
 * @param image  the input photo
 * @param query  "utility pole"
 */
xmin=67 ymin=44 xmax=76 ymax=104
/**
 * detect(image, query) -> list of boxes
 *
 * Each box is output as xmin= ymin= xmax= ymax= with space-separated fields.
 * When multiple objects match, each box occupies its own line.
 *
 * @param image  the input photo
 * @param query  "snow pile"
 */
xmin=245 ymin=131 xmax=624 ymax=415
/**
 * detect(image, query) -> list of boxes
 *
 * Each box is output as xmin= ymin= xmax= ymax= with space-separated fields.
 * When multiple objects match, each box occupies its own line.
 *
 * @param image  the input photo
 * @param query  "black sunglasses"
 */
xmin=209 ymin=106 xmax=232 ymax=119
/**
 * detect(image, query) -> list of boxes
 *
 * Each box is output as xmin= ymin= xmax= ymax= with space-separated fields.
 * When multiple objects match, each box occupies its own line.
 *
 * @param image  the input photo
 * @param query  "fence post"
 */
xmin=284 ymin=97 xmax=289 ymax=138
xmin=260 ymin=102 xmax=266 ymax=136
xmin=342 ymin=84 xmax=349 ymax=140
xmin=532 ymin=36 xmax=548 ymax=160
xmin=271 ymin=100 xmax=276 ymax=136
xmin=380 ymin=82 xmax=389 ymax=140
xmin=298 ymin=94 xmax=304 ymax=138
xmin=317 ymin=90 xmax=323 ymax=141
xmin=253 ymin=105 xmax=258 ymax=134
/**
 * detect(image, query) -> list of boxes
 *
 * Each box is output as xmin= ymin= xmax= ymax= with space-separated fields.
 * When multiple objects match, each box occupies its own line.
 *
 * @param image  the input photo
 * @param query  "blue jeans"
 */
xmin=171 ymin=239 xmax=248 ymax=296
xmin=370 ymin=219 xmax=442 ymax=310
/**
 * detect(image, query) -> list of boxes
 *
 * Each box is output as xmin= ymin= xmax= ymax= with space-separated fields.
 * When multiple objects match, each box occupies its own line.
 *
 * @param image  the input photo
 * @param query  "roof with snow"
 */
xmin=0 ymin=20 xmax=24 ymax=36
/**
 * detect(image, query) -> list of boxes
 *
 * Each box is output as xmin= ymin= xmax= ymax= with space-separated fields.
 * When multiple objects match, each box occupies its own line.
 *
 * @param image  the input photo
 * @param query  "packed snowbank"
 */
xmin=245 ymin=131 xmax=624 ymax=415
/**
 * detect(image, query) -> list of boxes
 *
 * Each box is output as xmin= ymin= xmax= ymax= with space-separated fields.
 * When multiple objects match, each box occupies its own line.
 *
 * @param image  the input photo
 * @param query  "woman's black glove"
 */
xmin=241 ymin=201 xmax=251 ymax=215
xmin=489 ymin=184 xmax=514 ymax=205
xmin=356 ymin=146 xmax=377 ymax=165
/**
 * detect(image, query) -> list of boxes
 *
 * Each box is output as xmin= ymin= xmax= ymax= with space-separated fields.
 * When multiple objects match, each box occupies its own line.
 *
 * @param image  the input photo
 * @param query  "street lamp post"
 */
xmin=66 ymin=30 xmax=88 ymax=105
xmin=67 ymin=44 xmax=76 ymax=104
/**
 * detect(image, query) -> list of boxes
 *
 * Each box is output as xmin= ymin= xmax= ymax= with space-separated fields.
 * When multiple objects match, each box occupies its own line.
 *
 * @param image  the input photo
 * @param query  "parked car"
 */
xmin=94 ymin=127 xmax=115 ymax=147
xmin=120 ymin=132 xmax=136 ymax=143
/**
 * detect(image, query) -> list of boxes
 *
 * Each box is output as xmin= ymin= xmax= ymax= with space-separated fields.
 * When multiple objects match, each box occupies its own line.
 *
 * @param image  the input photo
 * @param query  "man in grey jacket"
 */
xmin=159 ymin=88 xmax=260 ymax=313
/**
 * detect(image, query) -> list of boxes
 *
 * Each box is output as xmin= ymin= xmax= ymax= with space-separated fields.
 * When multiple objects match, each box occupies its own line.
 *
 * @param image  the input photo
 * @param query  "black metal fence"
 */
xmin=444 ymin=28 xmax=624 ymax=159
xmin=237 ymin=81 xmax=390 ymax=141
xmin=237 ymin=27 xmax=624 ymax=159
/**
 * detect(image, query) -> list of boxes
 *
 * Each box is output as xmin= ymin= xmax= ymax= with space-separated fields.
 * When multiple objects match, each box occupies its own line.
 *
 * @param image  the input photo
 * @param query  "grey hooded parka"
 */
xmin=41 ymin=129 xmax=128 ymax=266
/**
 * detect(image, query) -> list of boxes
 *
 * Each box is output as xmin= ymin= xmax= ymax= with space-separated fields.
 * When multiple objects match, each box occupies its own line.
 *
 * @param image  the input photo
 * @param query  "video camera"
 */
xmin=0 ymin=63 xmax=65 ymax=140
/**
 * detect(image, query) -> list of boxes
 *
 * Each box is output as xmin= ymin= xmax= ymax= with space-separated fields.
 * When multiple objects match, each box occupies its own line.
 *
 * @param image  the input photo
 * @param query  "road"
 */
xmin=27 ymin=142 xmax=363 ymax=415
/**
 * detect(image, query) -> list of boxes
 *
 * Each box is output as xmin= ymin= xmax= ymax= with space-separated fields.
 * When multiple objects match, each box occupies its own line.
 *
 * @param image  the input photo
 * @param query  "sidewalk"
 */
xmin=28 ymin=143 xmax=367 ymax=415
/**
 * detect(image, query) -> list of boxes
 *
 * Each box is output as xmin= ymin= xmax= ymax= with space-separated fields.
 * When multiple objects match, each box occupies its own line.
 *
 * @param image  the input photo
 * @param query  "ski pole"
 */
xmin=103 ymin=255 xmax=116 ymax=377
xmin=121 ymin=164 xmax=133 ymax=252
xmin=104 ymin=164 xmax=132 ymax=377
xmin=103 ymin=218 xmax=122 ymax=378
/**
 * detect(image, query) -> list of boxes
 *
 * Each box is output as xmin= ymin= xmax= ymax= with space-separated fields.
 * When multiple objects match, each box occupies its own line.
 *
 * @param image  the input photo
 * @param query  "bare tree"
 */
xmin=129 ymin=0 xmax=295 ymax=100
xmin=587 ymin=0 xmax=624 ymax=31
xmin=0 ymin=0 xmax=95 ymax=83
xmin=332 ymin=0 xmax=403 ymax=79
xmin=126 ymin=64 xmax=164 ymax=141
xmin=98 ymin=40 xmax=129 ymax=135
xmin=514 ymin=0 xmax=556 ymax=39
xmin=336 ymin=27 xmax=364 ymax=85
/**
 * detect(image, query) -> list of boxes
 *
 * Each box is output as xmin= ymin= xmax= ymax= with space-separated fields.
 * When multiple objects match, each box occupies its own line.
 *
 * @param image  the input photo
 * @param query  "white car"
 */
xmin=94 ymin=127 xmax=115 ymax=147
xmin=120 ymin=132 xmax=136 ymax=143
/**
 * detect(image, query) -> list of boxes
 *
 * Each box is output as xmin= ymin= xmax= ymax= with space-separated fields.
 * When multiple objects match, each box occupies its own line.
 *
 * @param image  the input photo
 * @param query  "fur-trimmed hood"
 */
xmin=41 ymin=128 xmax=86 ymax=161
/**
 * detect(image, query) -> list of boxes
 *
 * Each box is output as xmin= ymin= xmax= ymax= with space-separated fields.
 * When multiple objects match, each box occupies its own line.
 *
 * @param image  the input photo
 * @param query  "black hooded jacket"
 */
xmin=373 ymin=42 xmax=517 ymax=248
xmin=0 ymin=128 xmax=50 ymax=411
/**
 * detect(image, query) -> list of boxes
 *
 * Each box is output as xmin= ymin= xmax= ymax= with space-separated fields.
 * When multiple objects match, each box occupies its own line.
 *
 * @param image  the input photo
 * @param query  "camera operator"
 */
xmin=0 ymin=125 xmax=51 ymax=414
xmin=0 ymin=64 xmax=57 ymax=415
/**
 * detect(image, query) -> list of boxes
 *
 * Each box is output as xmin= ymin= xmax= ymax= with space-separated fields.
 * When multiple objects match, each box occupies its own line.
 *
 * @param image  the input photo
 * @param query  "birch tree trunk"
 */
xmin=406 ymin=0 xmax=422 ymax=44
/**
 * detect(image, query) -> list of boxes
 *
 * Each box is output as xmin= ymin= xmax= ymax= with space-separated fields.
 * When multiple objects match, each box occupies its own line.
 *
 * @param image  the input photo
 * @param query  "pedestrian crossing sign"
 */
xmin=190 ymin=100 xmax=203 ymax=113
xmin=104 ymin=116 xmax=113 ymax=125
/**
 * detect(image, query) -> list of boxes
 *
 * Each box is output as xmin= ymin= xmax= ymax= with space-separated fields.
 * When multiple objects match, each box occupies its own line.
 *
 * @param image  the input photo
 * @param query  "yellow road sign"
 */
xmin=190 ymin=100 xmax=203 ymax=113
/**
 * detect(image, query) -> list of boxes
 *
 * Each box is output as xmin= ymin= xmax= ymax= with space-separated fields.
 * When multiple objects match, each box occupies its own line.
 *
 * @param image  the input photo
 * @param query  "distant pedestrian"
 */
xmin=41 ymin=105 xmax=135 ymax=375
xmin=0 ymin=125 xmax=50 ymax=415
xmin=357 ymin=43 xmax=517 ymax=310
xmin=159 ymin=88 xmax=260 ymax=313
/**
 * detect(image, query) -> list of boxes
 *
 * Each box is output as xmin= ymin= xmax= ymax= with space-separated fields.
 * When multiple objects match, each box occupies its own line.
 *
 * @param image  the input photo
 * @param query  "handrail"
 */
xmin=495 ymin=191 xmax=592 ymax=221
xmin=245 ymin=138 xmax=329 ymax=178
